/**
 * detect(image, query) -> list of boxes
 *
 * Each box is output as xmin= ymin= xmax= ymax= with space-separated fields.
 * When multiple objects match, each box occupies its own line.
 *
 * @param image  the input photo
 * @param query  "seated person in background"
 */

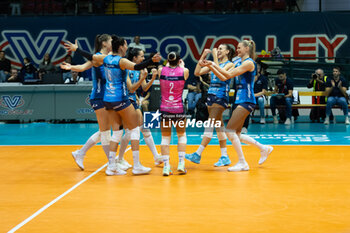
xmin=270 ymin=69 xmax=294 ymax=125
xmin=6 ymin=68 xmax=20 ymax=82
xmin=186 ymin=76 xmax=202 ymax=118
xmin=254 ymin=62 xmax=268 ymax=124
xmin=128 ymin=35 xmax=145 ymax=52
xmin=20 ymin=57 xmax=38 ymax=83
xmin=39 ymin=53 xmax=56 ymax=73
xmin=307 ymin=68 xmax=328 ymax=122
xmin=38 ymin=53 xmax=56 ymax=80
xmin=61 ymin=54 xmax=73 ymax=82
xmin=324 ymin=67 xmax=349 ymax=125
xmin=0 ymin=50 xmax=11 ymax=82
xmin=64 ymin=70 xmax=84 ymax=84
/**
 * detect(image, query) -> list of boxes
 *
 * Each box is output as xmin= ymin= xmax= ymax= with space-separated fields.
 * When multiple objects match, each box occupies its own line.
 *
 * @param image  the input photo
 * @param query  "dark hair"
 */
xmin=42 ymin=53 xmax=51 ymax=64
xmin=111 ymin=35 xmax=126 ymax=53
xmin=333 ymin=66 xmax=341 ymax=72
xmin=0 ymin=50 xmax=4 ymax=54
xmin=277 ymin=69 xmax=286 ymax=75
xmin=94 ymin=34 xmax=111 ymax=53
xmin=167 ymin=51 xmax=180 ymax=66
xmin=222 ymin=44 xmax=235 ymax=61
xmin=24 ymin=57 xmax=31 ymax=63
xmin=126 ymin=48 xmax=142 ymax=61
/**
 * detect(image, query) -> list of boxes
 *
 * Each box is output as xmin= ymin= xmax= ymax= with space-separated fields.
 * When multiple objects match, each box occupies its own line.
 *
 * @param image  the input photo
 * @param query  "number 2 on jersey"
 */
xmin=169 ymin=82 xmax=174 ymax=94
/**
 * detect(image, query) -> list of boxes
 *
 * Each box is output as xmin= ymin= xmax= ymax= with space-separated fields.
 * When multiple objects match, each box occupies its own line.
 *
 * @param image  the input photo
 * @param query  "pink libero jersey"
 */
xmin=160 ymin=66 xmax=185 ymax=114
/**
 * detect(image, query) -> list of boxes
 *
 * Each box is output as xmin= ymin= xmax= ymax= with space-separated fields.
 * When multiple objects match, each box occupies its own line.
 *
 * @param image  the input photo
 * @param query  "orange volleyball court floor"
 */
xmin=1 ymin=145 xmax=350 ymax=233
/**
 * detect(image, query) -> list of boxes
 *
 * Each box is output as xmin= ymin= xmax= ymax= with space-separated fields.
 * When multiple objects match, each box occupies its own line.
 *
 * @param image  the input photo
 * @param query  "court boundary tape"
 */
xmin=7 ymin=146 xmax=133 ymax=233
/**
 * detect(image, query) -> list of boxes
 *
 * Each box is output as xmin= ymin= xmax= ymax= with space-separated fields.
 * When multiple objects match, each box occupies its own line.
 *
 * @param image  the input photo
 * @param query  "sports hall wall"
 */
xmin=0 ymin=12 xmax=349 ymax=121
xmin=1 ymin=12 xmax=349 ymax=71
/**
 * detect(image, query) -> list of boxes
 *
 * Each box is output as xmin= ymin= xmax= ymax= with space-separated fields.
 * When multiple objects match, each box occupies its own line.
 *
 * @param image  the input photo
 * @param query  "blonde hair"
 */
xmin=241 ymin=40 xmax=256 ymax=60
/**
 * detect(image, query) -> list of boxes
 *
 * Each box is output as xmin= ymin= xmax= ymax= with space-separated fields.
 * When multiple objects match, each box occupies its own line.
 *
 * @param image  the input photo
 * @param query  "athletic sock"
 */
xmin=108 ymin=151 xmax=116 ymax=164
xmin=178 ymin=152 xmax=185 ymax=163
xmin=196 ymin=145 xmax=205 ymax=155
xmin=132 ymin=150 xmax=140 ymax=167
xmin=229 ymin=133 xmax=246 ymax=163
xmin=163 ymin=155 xmax=170 ymax=167
xmin=220 ymin=147 xmax=228 ymax=156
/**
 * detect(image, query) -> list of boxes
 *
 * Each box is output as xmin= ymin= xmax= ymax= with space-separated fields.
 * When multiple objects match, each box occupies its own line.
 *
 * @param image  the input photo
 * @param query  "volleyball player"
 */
xmin=158 ymin=52 xmax=189 ymax=176
xmin=62 ymin=34 xmax=127 ymax=175
xmin=186 ymin=44 xmax=234 ymax=167
xmin=116 ymin=48 xmax=162 ymax=170
xmin=66 ymin=35 xmax=161 ymax=175
xmin=201 ymin=40 xmax=273 ymax=171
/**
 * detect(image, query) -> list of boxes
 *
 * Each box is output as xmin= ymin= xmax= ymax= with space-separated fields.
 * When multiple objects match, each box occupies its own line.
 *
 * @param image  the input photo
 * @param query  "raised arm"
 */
xmin=128 ymin=69 xmax=148 ymax=93
xmin=194 ymin=49 xmax=212 ymax=76
xmin=64 ymin=40 xmax=106 ymax=65
xmin=60 ymin=61 xmax=93 ymax=72
xmin=142 ymin=68 xmax=157 ymax=92
xmin=119 ymin=53 xmax=161 ymax=71
xmin=184 ymin=68 xmax=189 ymax=81
xmin=206 ymin=60 xmax=254 ymax=81
xmin=212 ymin=48 xmax=219 ymax=66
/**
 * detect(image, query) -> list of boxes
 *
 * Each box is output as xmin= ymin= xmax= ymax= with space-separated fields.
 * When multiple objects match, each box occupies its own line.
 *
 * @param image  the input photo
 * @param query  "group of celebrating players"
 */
xmin=61 ymin=34 xmax=273 ymax=176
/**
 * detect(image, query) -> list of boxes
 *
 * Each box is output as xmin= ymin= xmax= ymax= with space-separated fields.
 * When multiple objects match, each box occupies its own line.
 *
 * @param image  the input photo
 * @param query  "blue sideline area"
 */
xmin=1 ymin=123 xmax=349 ymax=146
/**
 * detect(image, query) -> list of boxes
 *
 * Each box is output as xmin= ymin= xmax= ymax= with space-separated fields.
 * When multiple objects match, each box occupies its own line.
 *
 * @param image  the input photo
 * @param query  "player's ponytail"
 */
xmin=94 ymin=34 xmax=110 ymax=53
xmin=111 ymin=35 xmax=126 ymax=53
xmin=223 ymin=44 xmax=235 ymax=61
xmin=167 ymin=51 xmax=180 ymax=66
xmin=242 ymin=40 xmax=256 ymax=60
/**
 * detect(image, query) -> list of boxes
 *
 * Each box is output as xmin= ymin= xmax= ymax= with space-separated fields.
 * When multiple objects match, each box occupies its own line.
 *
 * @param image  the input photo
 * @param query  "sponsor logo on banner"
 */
xmin=0 ymin=95 xmax=24 ymax=109
xmin=76 ymin=95 xmax=94 ymax=114
xmin=0 ymin=30 xmax=92 ymax=68
xmin=0 ymin=95 xmax=33 ymax=115
xmin=0 ymin=30 xmax=347 ymax=69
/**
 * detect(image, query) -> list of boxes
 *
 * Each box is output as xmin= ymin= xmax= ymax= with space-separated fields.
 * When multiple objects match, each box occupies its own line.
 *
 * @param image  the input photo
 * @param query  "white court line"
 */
xmin=7 ymin=146 xmax=133 ymax=233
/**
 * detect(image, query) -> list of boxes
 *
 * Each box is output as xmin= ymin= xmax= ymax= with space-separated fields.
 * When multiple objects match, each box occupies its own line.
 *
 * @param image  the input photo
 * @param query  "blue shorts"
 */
xmin=238 ymin=102 xmax=256 ymax=113
xmin=206 ymin=94 xmax=229 ymax=109
xmin=104 ymin=99 xmax=131 ymax=112
xmin=130 ymin=99 xmax=140 ymax=110
xmin=90 ymin=98 xmax=105 ymax=111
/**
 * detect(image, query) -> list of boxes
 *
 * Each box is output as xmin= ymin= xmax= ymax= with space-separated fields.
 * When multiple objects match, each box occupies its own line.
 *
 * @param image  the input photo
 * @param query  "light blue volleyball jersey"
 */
xmin=234 ymin=57 xmax=256 ymax=104
xmin=127 ymin=69 xmax=140 ymax=102
xmin=103 ymin=55 xmax=128 ymax=102
xmin=90 ymin=52 xmax=106 ymax=100
xmin=208 ymin=60 xmax=232 ymax=100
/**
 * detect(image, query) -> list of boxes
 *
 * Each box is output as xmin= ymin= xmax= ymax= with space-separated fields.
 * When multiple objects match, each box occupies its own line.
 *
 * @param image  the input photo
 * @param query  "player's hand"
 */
xmin=200 ymin=59 xmax=213 ymax=67
xmin=140 ymin=68 xmax=148 ymax=79
xmin=151 ymin=68 xmax=158 ymax=78
xmin=64 ymin=40 xmax=78 ymax=52
xmin=151 ymin=53 xmax=162 ymax=63
xmin=60 ymin=62 xmax=72 ymax=70
xmin=179 ymin=59 xmax=185 ymax=68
